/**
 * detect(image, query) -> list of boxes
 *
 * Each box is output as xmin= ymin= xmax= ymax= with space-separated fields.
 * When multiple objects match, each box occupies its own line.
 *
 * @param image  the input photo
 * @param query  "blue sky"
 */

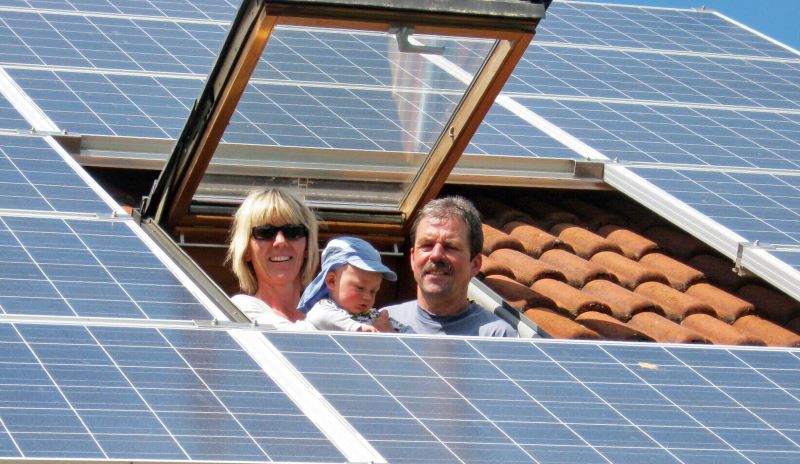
xmin=572 ymin=0 xmax=800 ymax=52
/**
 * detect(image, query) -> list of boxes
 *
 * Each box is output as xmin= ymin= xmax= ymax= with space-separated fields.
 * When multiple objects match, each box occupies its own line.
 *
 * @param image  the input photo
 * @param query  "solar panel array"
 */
xmin=0 ymin=1 xmax=800 ymax=462
xmin=268 ymin=332 xmax=800 ymax=464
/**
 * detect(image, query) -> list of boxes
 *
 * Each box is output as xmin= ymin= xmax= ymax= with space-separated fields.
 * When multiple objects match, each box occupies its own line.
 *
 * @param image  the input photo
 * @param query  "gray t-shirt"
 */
xmin=383 ymin=300 xmax=517 ymax=337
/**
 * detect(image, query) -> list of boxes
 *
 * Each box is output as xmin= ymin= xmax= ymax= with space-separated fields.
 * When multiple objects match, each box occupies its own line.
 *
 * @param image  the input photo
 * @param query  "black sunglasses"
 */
xmin=251 ymin=224 xmax=308 ymax=241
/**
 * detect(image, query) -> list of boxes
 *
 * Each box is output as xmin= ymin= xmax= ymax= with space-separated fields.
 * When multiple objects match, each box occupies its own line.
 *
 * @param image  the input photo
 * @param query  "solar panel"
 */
xmin=0 ymin=92 xmax=29 ymax=131
xmin=515 ymin=97 xmax=800 ymax=169
xmin=0 ymin=0 xmax=239 ymax=21
xmin=538 ymin=2 xmax=798 ymax=59
xmin=0 ymin=322 xmax=345 ymax=462
xmin=0 ymin=135 xmax=114 ymax=215
xmin=507 ymin=45 xmax=800 ymax=110
xmin=267 ymin=332 xmax=800 ymax=464
xmin=0 ymin=215 xmax=212 ymax=320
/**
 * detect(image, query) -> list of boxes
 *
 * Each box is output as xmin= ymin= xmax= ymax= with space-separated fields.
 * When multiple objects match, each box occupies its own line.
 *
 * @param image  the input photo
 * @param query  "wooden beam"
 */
xmin=399 ymin=31 xmax=533 ymax=228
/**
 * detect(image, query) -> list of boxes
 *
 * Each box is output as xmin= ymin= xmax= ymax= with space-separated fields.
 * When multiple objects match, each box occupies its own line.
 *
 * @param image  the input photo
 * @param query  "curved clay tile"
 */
xmin=681 ymin=314 xmax=765 ymax=346
xmin=575 ymin=311 xmax=653 ymax=341
xmin=685 ymin=283 xmax=755 ymax=323
xmin=539 ymin=249 xmax=617 ymax=288
xmin=638 ymin=253 xmax=705 ymax=291
xmin=627 ymin=312 xmax=708 ymax=344
xmin=481 ymin=224 xmax=525 ymax=255
xmin=479 ymin=254 xmax=516 ymax=280
xmin=733 ymin=315 xmax=800 ymax=347
xmin=560 ymin=198 xmax=625 ymax=229
xmin=597 ymin=225 xmax=660 ymax=260
xmin=590 ymin=251 xmax=669 ymax=290
xmin=736 ymin=284 xmax=800 ymax=324
xmin=503 ymin=221 xmax=566 ymax=258
xmin=482 ymin=274 xmax=556 ymax=311
xmin=471 ymin=196 xmax=533 ymax=229
xmin=530 ymin=279 xmax=611 ymax=317
xmin=634 ymin=282 xmax=716 ymax=321
xmin=687 ymin=254 xmax=755 ymax=290
xmin=511 ymin=195 xmax=579 ymax=229
xmin=489 ymin=248 xmax=565 ymax=286
xmin=642 ymin=226 xmax=711 ymax=259
xmin=550 ymin=224 xmax=623 ymax=259
xmin=581 ymin=279 xmax=664 ymax=321
xmin=524 ymin=308 xmax=601 ymax=340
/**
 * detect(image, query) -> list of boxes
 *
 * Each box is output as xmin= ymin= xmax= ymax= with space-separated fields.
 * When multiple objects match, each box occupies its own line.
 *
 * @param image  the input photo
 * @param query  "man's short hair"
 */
xmin=410 ymin=196 xmax=483 ymax=258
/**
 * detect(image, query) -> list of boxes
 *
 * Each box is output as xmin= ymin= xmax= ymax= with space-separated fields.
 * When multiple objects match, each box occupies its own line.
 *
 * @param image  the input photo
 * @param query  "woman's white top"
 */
xmin=231 ymin=294 xmax=316 ymax=331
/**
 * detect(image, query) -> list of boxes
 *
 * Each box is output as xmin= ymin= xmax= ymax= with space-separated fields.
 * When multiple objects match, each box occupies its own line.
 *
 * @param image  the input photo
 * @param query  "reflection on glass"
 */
xmin=198 ymin=26 xmax=496 ymax=210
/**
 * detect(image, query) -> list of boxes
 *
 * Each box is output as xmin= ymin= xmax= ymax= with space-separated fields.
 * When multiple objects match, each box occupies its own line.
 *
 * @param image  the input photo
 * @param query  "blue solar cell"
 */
xmin=265 ymin=333 xmax=800 ymax=464
xmin=0 ymin=0 xmax=238 ymax=21
xmin=506 ymin=45 xmax=800 ymax=110
xmin=537 ymin=2 xmax=798 ymax=59
xmin=0 ymin=216 xmax=212 ymax=320
xmin=630 ymin=167 xmax=800 ymax=247
xmin=0 ymin=323 xmax=345 ymax=462
xmin=0 ymin=135 xmax=113 ymax=215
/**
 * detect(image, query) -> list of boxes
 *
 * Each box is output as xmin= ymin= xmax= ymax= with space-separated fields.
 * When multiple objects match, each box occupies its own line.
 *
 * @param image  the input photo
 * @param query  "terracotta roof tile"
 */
xmin=685 ymin=283 xmax=755 ymax=323
xmin=627 ymin=312 xmax=709 ymax=344
xmin=687 ymin=254 xmax=756 ymax=290
xmin=643 ymin=226 xmax=712 ymax=259
xmin=550 ymin=223 xmax=623 ymax=259
xmin=736 ymin=284 xmax=800 ymax=324
xmin=489 ymin=248 xmax=565 ymax=286
xmin=511 ymin=195 xmax=579 ymax=229
xmin=539 ymin=248 xmax=617 ymax=288
xmin=575 ymin=311 xmax=653 ymax=341
xmin=681 ymin=314 xmax=765 ymax=346
xmin=638 ymin=253 xmax=705 ymax=291
xmin=479 ymin=254 xmax=516 ymax=280
xmin=590 ymin=251 xmax=669 ymax=290
xmin=503 ymin=221 xmax=568 ymax=258
xmin=472 ymin=196 xmax=534 ymax=229
xmin=634 ymin=282 xmax=716 ymax=321
xmin=482 ymin=224 xmax=526 ymax=255
xmin=531 ymin=278 xmax=612 ymax=317
xmin=581 ymin=279 xmax=664 ymax=321
xmin=461 ymin=192 xmax=800 ymax=346
xmin=524 ymin=308 xmax=601 ymax=340
xmin=732 ymin=315 xmax=800 ymax=347
xmin=482 ymin=274 xmax=556 ymax=311
xmin=597 ymin=225 xmax=659 ymax=260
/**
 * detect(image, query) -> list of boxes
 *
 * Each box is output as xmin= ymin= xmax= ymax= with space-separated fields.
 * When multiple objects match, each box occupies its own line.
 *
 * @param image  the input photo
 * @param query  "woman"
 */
xmin=227 ymin=188 xmax=319 ymax=330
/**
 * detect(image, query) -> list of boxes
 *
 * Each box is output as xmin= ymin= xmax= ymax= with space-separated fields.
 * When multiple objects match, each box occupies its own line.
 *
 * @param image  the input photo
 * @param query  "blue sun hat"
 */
xmin=298 ymin=236 xmax=397 ymax=313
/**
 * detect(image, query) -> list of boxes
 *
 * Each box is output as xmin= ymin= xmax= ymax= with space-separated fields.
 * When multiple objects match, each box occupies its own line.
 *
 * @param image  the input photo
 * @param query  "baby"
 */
xmin=298 ymin=237 xmax=404 ymax=332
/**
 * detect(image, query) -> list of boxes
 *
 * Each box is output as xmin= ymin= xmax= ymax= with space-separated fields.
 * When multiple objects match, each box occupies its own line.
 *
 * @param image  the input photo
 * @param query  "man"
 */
xmin=384 ymin=196 xmax=517 ymax=337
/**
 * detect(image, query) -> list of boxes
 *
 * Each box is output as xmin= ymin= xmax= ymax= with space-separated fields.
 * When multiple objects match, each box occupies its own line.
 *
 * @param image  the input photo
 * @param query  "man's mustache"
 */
xmin=423 ymin=260 xmax=452 ymax=274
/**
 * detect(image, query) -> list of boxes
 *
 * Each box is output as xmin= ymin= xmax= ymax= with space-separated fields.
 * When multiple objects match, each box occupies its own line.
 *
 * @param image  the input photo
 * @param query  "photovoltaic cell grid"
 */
xmin=0 ymin=92 xmax=27 ymax=131
xmin=0 ymin=0 xmax=239 ymax=21
xmin=630 ymin=167 xmax=800 ymax=269
xmin=0 ymin=135 xmax=113 ymax=215
xmin=0 ymin=323 xmax=344 ymax=462
xmin=268 ymin=333 xmax=800 ymax=464
xmin=0 ymin=216 xmax=211 ymax=320
xmin=517 ymin=98 xmax=800 ymax=169
xmin=507 ymin=45 xmax=800 ymax=110
xmin=0 ymin=9 xmax=471 ymax=92
xmin=538 ymin=2 xmax=798 ymax=59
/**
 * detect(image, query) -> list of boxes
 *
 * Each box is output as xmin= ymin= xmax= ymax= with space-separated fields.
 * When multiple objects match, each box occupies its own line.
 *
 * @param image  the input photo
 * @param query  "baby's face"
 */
xmin=326 ymin=264 xmax=383 ymax=314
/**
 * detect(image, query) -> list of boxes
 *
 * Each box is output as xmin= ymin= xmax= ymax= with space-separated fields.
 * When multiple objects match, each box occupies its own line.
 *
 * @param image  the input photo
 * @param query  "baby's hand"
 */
xmin=358 ymin=324 xmax=379 ymax=333
xmin=371 ymin=310 xmax=395 ymax=333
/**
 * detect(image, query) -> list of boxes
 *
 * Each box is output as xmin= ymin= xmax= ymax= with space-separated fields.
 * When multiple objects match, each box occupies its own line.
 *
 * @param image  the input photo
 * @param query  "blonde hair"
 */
xmin=227 ymin=188 xmax=319 ymax=294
